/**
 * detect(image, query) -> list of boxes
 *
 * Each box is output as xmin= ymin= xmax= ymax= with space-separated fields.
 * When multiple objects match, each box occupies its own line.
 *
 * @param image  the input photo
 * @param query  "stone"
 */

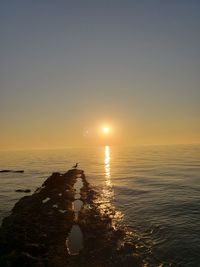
xmin=123 ymin=242 xmax=136 ymax=254
xmin=123 ymin=254 xmax=142 ymax=267
xmin=0 ymin=170 xmax=24 ymax=173
xmin=15 ymin=189 xmax=31 ymax=193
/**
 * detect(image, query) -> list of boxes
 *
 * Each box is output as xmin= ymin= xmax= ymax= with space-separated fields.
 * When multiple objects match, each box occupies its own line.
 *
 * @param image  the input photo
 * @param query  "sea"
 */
xmin=0 ymin=144 xmax=199 ymax=266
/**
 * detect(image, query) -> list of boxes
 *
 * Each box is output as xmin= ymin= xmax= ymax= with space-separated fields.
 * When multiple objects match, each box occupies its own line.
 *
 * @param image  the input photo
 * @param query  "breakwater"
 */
xmin=0 ymin=169 xmax=143 ymax=267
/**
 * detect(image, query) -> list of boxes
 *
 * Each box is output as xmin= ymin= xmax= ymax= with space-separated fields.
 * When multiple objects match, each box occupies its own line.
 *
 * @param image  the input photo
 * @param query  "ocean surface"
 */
xmin=0 ymin=145 xmax=199 ymax=266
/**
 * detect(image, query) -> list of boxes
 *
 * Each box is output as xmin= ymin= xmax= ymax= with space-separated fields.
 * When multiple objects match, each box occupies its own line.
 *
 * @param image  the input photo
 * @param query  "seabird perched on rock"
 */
xmin=72 ymin=163 xmax=79 ymax=169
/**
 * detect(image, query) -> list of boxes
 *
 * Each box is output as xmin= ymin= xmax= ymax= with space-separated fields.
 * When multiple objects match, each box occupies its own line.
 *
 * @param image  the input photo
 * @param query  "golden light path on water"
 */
xmin=103 ymin=147 xmax=152 ymax=265
xmin=104 ymin=145 xmax=111 ymax=185
xmin=102 ymin=145 xmax=113 ymax=200
xmin=92 ymin=145 xmax=123 ymax=229
xmin=92 ymin=146 xmax=156 ymax=265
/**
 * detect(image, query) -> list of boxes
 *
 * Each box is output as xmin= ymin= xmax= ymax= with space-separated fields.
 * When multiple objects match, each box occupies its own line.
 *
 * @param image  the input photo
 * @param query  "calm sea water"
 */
xmin=0 ymin=145 xmax=199 ymax=266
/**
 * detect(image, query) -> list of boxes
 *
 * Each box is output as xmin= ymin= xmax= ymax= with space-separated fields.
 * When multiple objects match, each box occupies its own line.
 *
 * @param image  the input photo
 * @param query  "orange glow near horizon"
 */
xmin=0 ymin=119 xmax=199 ymax=150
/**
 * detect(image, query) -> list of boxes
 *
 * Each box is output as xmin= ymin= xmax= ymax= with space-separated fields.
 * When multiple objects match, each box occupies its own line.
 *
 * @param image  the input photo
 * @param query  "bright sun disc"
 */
xmin=102 ymin=127 xmax=110 ymax=134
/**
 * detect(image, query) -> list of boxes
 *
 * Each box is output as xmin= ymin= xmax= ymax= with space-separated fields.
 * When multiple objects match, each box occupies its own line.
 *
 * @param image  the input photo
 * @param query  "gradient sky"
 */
xmin=0 ymin=0 xmax=200 ymax=149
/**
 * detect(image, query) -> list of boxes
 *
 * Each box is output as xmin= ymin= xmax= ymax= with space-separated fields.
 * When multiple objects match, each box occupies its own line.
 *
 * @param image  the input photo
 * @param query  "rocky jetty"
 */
xmin=0 ymin=169 xmax=143 ymax=267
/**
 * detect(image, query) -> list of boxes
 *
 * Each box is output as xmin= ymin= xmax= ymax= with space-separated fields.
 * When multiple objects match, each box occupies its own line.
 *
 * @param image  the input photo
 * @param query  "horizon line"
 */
xmin=0 ymin=142 xmax=200 ymax=152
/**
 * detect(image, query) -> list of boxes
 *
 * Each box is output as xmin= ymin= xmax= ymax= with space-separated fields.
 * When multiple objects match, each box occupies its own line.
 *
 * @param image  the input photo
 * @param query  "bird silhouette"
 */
xmin=72 ymin=163 xmax=79 ymax=169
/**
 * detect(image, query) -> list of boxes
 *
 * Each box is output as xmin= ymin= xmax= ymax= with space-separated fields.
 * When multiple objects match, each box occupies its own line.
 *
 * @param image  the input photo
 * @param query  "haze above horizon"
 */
xmin=1 ymin=1 xmax=200 ymax=150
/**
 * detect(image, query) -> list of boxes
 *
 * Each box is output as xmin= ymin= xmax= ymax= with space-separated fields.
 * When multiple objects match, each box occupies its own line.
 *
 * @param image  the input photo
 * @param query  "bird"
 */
xmin=72 ymin=163 xmax=79 ymax=169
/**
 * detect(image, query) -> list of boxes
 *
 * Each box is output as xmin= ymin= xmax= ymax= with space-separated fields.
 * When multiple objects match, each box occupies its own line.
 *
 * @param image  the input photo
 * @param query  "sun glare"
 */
xmin=102 ymin=127 xmax=110 ymax=134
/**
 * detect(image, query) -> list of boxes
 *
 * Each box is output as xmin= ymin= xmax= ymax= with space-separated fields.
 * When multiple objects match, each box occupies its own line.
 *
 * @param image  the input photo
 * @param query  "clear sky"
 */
xmin=0 ymin=0 xmax=200 ymax=149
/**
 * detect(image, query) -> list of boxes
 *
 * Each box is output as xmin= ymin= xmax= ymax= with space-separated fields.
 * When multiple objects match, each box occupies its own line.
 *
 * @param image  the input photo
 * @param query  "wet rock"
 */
xmin=0 ymin=251 xmax=44 ymax=267
xmin=123 ymin=242 xmax=136 ymax=254
xmin=23 ymin=243 xmax=46 ymax=256
xmin=123 ymin=253 xmax=142 ymax=267
xmin=15 ymin=189 xmax=31 ymax=193
xmin=0 ymin=169 xmax=79 ymax=266
xmin=0 ymin=170 xmax=24 ymax=173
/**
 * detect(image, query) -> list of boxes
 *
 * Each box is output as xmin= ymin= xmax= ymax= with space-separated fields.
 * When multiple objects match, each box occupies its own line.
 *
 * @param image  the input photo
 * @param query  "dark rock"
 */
xmin=15 ymin=189 xmax=31 ymax=193
xmin=123 ymin=254 xmax=142 ymax=267
xmin=0 ymin=169 xmax=78 ymax=266
xmin=0 ymin=251 xmax=44 ymax=267
xmin=0 ymin=170 xmax=24 ymax=173
xmin=23 ymin=243 xmax=46 ymax=256
xmin=123 ymin=242 xmax=136 ymax=254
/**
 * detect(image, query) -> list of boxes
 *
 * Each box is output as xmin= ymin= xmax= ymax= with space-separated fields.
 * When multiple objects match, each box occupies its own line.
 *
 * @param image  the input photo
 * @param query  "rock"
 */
xmin=23 ymin=243 xmax=46 ymax=256
xmin=0 ymin=251 xmax=44 ymax=267
xmin=42 ymin=197 xmax=50 ymax=203
xmin=123 ymin=254 xmax=142 ymax=267
xmin=0 ymin=169 xmax=78 ymax=266
xmin=0 ymin=170 xmax=24 ymax=173
xmin=123 ymin=242 xmax=136 ymax=254
xmin=15 ymin=189 xmax=31 ymax=193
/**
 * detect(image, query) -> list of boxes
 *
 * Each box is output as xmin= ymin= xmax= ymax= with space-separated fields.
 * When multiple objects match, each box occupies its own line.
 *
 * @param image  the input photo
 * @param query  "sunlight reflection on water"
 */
xmin=93 ymin=146 xmax=123 ymax=229
xmin=104 ymin=145 xmax=113 ymax=196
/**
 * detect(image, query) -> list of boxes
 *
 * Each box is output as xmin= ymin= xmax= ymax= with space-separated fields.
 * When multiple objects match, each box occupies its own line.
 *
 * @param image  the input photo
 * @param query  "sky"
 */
xmin=0 ymin=0 xmax=200 ymax=150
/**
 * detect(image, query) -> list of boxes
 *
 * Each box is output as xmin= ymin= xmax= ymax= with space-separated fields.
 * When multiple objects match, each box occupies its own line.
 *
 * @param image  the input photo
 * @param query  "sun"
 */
xmin=102 ymin=127 xmax=110 ymax=134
